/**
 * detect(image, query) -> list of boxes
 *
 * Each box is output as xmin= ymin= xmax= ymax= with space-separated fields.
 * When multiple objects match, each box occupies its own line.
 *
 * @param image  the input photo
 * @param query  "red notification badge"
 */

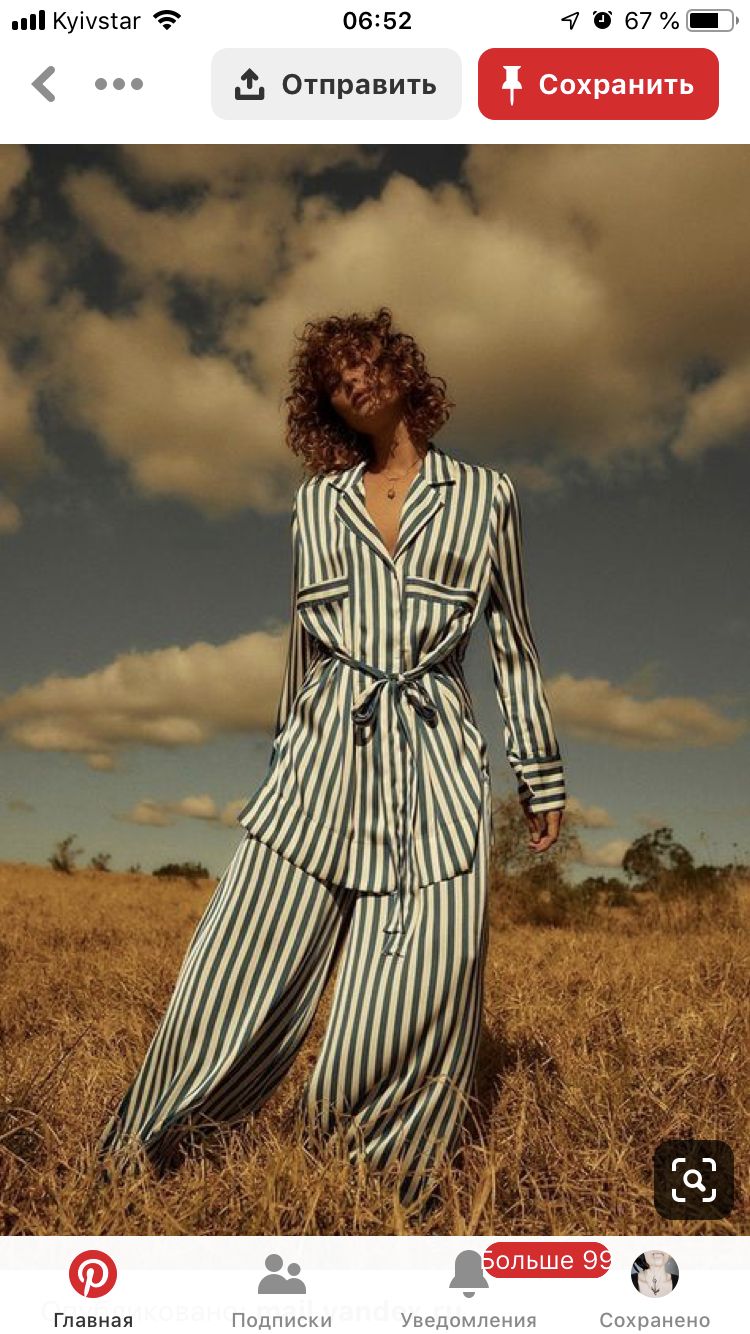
xmin=483 ymin=1240 xmax=612 ymax=1278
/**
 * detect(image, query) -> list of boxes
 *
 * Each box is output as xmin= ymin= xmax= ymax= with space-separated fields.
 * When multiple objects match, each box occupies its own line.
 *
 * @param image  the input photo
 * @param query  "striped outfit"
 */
xmin=97 ymin=442 xmax=565 ymax=1204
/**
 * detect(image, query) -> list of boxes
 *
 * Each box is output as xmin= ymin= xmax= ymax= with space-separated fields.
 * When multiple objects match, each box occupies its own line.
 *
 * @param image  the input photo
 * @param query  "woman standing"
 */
xmin=97 ymin=307 xmax=566 ymax=1208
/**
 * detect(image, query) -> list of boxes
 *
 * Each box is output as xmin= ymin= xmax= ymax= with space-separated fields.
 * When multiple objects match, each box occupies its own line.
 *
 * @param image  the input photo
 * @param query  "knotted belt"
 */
xmin=326 ymin=645 xmax=439 ymax=958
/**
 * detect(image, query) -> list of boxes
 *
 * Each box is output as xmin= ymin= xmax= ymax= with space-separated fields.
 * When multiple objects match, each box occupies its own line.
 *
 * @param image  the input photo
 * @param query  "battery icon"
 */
xmin=686 ymin=9 xmax=736 ymax=29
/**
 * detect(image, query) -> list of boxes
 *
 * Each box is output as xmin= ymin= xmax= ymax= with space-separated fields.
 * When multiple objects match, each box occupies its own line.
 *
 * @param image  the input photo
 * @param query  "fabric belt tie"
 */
xmin=327 ymin=646 xmax=439 ymax=958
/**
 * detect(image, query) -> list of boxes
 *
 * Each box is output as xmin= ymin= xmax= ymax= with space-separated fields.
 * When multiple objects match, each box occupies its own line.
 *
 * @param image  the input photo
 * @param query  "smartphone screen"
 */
xmin=0 ymin=2 xmax=747 ymax=1329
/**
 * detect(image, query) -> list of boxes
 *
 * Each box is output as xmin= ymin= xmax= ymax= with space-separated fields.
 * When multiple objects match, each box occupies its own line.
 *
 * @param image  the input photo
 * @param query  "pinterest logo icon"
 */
xmin=69 ymin=1250 xmax=118 ymax=1298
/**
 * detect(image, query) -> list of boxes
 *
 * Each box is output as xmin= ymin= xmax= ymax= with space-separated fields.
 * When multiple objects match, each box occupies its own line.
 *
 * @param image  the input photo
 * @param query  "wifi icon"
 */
xmin=153 ymin=8 xmax=181 ymax=28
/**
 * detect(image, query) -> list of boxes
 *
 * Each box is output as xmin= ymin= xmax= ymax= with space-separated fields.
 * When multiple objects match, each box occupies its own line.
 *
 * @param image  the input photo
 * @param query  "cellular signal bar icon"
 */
xmin=12 ymin=8 xmax=46 ymax=28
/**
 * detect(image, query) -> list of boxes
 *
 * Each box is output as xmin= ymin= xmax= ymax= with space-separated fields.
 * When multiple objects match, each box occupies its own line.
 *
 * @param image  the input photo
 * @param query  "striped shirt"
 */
xmin=237 ymin=441 xmax=566 ymax=896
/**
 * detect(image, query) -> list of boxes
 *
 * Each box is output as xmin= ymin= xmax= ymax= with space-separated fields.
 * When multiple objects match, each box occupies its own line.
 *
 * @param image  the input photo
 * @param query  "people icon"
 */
xmin=631 ymin=1249 xmax=679 ymax=1297
xmin=285 ymin=1263 xmax=305 ymax=1294
xmin=257 ymin=1253 xmax=307 ymax=1294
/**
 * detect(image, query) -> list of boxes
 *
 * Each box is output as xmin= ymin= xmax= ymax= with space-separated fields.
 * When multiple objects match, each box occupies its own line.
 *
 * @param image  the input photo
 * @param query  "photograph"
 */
xmin=0 ymin=144 xmax=748 ymax=1236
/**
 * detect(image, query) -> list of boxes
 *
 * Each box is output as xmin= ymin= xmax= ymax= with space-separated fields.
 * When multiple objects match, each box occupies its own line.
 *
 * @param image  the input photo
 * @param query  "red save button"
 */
xmin=478 ymin=48 xmax=719 ymax=119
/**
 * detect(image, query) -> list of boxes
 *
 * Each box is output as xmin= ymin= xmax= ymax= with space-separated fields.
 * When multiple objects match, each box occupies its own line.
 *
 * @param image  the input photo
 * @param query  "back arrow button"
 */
xmin=32 ymin=66 xmax=56 ymax=102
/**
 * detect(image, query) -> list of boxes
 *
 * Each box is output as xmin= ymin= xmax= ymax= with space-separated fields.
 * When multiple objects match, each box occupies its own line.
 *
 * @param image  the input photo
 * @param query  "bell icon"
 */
xmin=449 ymin=1249 xmax=489 ymax=1297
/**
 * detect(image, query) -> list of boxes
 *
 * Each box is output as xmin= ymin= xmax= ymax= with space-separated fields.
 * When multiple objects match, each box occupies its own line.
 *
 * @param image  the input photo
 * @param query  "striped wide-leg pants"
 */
xmin=97 ymin=789 xmax=491 ymax=1206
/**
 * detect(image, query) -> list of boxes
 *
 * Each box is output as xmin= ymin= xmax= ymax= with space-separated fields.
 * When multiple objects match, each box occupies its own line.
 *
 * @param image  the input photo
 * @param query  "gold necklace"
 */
xmin=381 ymin=456 xmax=422 ymax=500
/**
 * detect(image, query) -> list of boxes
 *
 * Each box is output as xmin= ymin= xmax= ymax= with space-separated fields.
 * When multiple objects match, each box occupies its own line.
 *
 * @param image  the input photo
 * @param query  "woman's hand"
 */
xmin=521 ymin=800 xmax=563 ymax=853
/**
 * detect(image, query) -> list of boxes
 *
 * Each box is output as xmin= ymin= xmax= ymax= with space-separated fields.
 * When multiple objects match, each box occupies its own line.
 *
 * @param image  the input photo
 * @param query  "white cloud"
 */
xmin=219 ymin=797 xmax=247 ymax=826
xmin=549 ymin=672 xmax=746 ymax=748
xmin=577 ymin=838 xmax=631 ymax=869
xmin=0 ymin=146 xmax=30 ymax=214
xmin=564 ymin=796 xmax=615 ymax=828
xmin=5 ymin=146 xmax=750 ymax=524
xmin=120 ymin=144 xmax=373 ymax=188
xmin=172 ymin=794 xmax=219 ymax=821
xmin=64 ymin=147 xmax=376 ymax=292
xmin=64 ymin=168 xmax=295 ymax=292
xmin=116 ymin=799 xmax=174 ymax=827
xmin=465 ymin=144 xmax=750 ymax=463
xmin=1 ymin=628 xmax=744 ymax=765
xmin=0 ymin=628 xmax=287 ymax=761
xmin=86 ymin=752 xmax=117 ymax=771
xmin=116 ymin=792 xmax=246 ymax=828
xmin=49 ymin=296 xmax=290 ymax=515
xmin=671 ymin=352 xmax=750 ymax=459
xmin=0 ymin=244 xmax=74 ymax=522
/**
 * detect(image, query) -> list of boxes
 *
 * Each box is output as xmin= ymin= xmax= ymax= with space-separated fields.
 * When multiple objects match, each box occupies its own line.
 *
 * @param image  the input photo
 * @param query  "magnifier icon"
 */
xmin=682 ymin=1168 xmax=705 ymax=1191
xmin=656 ymin=1140 xmax=733 ymax=1218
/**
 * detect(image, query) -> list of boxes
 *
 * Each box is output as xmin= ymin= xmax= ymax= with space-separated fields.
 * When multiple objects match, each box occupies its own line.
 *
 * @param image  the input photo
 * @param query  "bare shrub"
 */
xmin=48 ymin=835 xmax=83 ymax=874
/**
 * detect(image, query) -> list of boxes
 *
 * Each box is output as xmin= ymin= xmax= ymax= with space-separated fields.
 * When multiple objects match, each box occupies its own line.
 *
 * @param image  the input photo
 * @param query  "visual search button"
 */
xmin=653 ymin=1138 xmax=734 ymax=1219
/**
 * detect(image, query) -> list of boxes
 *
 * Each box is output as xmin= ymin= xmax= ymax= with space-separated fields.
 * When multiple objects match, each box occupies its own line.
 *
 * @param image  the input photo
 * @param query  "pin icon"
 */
xmin=69 ymin=1250 xmax=117 ymax=1298
xmin=501 ymin=65 xmax=523 ymax=106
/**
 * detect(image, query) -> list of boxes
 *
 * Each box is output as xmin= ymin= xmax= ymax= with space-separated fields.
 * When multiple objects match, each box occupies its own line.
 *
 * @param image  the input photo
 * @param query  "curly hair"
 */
xmin=285 ymin=306 xmax=453 ymax=477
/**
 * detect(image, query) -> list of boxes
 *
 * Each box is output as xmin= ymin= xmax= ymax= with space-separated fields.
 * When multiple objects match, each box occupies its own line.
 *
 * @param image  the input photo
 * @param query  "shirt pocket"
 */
xmin=403 ymin=573 xmax=479 ymax=656
xmin=297 ymin=575 xmax=349 ymax=652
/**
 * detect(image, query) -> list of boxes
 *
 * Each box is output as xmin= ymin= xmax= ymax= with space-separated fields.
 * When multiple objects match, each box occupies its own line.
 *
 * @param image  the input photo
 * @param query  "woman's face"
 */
xmin=644 ymin=1250 xmax=668 ymax=1267
xmin=324 ymin=336 xmax=404 ymax=434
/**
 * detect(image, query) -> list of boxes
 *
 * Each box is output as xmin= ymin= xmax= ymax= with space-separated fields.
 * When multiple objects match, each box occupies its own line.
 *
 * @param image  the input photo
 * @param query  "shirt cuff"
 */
xmin=515 ymin=755 xmax=567 ymax=813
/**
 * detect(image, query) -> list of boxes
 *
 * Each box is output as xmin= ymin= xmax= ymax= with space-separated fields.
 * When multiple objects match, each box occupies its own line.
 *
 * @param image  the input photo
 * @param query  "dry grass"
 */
xmin=0 ymin=860 xmax=748 ymax=1236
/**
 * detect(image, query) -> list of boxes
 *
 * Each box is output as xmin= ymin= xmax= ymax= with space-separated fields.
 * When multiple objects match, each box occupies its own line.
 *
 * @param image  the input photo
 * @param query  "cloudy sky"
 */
xmin=1 ymin=144 xmax=748 ymax=878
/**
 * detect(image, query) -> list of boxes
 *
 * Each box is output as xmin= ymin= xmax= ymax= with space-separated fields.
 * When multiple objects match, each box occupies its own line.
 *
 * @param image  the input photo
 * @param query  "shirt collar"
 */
xmin=329 ymin=440 xmax=457 ymax=491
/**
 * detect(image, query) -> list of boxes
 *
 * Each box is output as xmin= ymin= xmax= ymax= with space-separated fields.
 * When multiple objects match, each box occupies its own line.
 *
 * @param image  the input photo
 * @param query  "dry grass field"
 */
xmin=0 ymin=856 xmax=748 ymax=1236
